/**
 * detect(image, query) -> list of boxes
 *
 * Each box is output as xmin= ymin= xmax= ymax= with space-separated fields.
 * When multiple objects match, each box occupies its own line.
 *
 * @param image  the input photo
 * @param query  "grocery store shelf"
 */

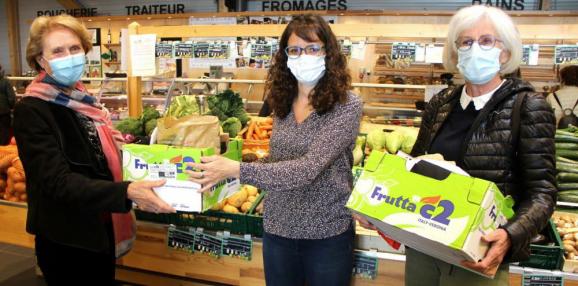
xmin=6 ymin=76 xmax=428 ymax=89
xmin=0 ymin=200 xmax=27 ymax=209
xmin=558 ymin=201 xmax=578 ymax=208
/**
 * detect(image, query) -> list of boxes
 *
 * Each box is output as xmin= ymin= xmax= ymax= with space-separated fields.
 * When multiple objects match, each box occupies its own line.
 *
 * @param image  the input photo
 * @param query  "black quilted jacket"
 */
xmin=411 ymin=78 xmax=557 ymax=262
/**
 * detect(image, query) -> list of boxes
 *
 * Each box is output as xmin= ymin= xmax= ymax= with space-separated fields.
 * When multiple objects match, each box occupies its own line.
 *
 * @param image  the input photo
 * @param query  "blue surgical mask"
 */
xmin=457 ymin=43 xmax=502 ymax=85
xmin=46 ymin=53 xmax=86 ymax=87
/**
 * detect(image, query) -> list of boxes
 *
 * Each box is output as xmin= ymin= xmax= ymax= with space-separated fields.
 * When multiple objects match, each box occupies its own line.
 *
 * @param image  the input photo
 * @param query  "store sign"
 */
xmin=37 ymin=8 xmax=98 ymax=17
xmin=471 ymin=0 xmax=526 ymax=11
xmin=261 ymin=0 xmax=347 ymax=11
xmin=125 ymin=4 xmax=185 ymax=15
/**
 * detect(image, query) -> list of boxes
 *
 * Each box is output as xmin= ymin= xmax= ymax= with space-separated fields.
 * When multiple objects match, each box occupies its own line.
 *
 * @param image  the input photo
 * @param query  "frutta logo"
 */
xmin=370 ymin=186 xmax=455 ymax=226
xmin=134 ymin=155 xmax=198 ymax=174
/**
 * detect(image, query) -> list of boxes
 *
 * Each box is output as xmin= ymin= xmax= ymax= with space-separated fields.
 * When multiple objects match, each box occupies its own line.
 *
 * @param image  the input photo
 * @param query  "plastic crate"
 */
xmin=518 ymin=219 xmax=564 ymax=270
xmin=135 ymin=191 xmax=265 ymax=237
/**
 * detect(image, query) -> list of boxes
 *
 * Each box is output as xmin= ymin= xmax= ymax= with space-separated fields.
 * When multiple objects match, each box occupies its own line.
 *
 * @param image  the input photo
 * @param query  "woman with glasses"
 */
xmin=406 ymin=5 xmax=556 ymax=285
xmin=187 ymin=14 xmax=361 ymax=286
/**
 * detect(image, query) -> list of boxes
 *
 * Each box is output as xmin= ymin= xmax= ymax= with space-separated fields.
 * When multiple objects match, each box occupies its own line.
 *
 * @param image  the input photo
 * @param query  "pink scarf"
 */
xmin=25 ymin=72 xmax=135 ymax=258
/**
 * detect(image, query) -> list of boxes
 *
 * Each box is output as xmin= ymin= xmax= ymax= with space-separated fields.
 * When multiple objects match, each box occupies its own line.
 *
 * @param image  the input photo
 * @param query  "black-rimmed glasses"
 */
xmin=284 ymin=44 xmax=325 ymax=58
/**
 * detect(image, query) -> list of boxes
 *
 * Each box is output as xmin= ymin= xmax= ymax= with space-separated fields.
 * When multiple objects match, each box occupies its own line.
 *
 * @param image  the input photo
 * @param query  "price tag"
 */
xmin=554 ymin=45 xmax=578 ymax=65
xmin=353 ymin=251 xmax=379 ymax=280
xmin=522 ymin=271 xmax=563 ymax=286
xmin=221 ymin=234 xmax=253 ymax=260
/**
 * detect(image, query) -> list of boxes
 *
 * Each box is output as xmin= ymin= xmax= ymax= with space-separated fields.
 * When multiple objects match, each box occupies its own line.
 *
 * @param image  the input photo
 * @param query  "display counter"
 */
xmin=2 ymin=201 xmax=576 ymax=286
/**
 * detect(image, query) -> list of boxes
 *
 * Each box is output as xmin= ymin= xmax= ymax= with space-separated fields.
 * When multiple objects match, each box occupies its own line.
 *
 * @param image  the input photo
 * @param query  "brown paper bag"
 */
xmin=155 ymin=115 xmax=220 ymax=153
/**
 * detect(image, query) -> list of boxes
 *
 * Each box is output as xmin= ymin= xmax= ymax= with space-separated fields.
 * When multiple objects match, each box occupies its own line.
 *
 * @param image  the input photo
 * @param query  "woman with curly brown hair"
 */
xmin=187 ymin=14 xmax=362 ymax=286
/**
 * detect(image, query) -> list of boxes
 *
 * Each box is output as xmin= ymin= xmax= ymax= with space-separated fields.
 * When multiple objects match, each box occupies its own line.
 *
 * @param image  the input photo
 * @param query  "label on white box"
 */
xmin=148 ymin=164 xmax=177 ymax=180
xmin=153 ymin=179 xmax=202 ymax=212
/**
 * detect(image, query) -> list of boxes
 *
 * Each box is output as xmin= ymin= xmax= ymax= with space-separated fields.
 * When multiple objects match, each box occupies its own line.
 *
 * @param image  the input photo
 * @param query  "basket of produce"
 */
xmin=238 ymin=117 xmax=272 ymax=161
xmin=551 ymin=212 xmax=578 ymax=272
xmin=518 ymin=219 xmax=564 ymax=270
xmin=135 ymin=185 xmax=265 ymax=236
xmin=0 ymin=143 xmax=28 ymax=203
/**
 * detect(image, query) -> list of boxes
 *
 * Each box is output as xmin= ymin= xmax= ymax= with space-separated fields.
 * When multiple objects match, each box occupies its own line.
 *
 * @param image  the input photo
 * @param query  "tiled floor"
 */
xmin=0 ymin=243 xmax=46 ymax=286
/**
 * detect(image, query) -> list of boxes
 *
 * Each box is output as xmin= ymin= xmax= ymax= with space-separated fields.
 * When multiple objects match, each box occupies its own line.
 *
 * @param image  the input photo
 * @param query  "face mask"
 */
xmin=287 ymin=55 xmax=326 ymax=86
xmin=457 ymin=43 xmax=502 ymax=85
xmin=45 ymin=53 xmax=86 ymax=87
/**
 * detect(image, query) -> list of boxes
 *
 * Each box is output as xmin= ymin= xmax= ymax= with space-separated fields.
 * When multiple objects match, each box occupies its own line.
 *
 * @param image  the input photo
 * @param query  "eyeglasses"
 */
xmin=455 ymin=35 xmax=502 ymax=51
xmin=284 ymin=44 xmax=325 ymax=58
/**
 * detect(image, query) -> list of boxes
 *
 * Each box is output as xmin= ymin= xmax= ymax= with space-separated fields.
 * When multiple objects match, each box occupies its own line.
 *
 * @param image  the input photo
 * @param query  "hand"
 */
xmin=186 ymin=155 xmax=240 ymax=193
xmin=353 ymin=213 xmax=377 ymax=230
xmin=127 ymin=179 xmax=176 ymax=214
xmin=461 ymin=229 xmax=511 ymax=276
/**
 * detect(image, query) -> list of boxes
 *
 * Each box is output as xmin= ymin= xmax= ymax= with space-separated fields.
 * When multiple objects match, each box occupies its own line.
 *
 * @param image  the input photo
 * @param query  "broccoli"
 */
xmin=221 ymin=117 xmax=242 ymax=138
xmin=207 ymin=89 xmax=249 ymax=126
xmin=115 ymin=118 xmax=144 ymax=136
xmin=144 ymin=118 xmax=158 ymax=136
xmin=140 ymin=106 xmax=160 ymax=124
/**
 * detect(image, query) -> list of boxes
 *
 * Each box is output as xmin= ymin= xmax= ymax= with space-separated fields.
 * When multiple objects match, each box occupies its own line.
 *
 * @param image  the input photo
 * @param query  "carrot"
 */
xmin=254 ymin=124 xmax=263 ymax=139
xmin=264 ymin=117 xmax=273 ymax=124
xmin=267 ymin=131 xmax=272 ymax=136
xmin=260 ymin=124 xmax=272 ymax=130
xmin=261 ymin=130 xmax=268 ymax=138
xmin=246 ymin=121 xmax=256 ymax=140
xmin=253 ymin=134 xmax=260 ymax=140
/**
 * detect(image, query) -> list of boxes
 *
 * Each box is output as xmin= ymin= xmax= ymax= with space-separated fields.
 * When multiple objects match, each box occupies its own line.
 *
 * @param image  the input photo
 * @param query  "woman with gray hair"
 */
xmin=408 ymin=5 xmax=557 ymax=285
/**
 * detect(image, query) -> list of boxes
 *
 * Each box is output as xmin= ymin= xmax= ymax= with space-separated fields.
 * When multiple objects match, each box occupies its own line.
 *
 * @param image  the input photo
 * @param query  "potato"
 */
xmin=222 ymin=204 xmax=239 ymax=214
xmin=19 ymin=193 xmax=27 ymax=202
xmin=564 ymin=233 xmax=575 ymax=241
xmin=568 ymin=252 xmax=576 ymax=260
xmin=565 ymin=223 xmax=574 ymax=228
xmin=247 ymin=196 xmax=257 ymax=203
xmin=210 ymin=200 xmax=223 ymax=211
xmin=240 ymin=202 xmax=252 ymax=213
xmin=574 ymin=233 xmax=578 ymax=241
xmin=565 ymin=240 xmax=576 ymax=247
xmin=565 ymin=244 xmax=575 ymax=253
xmin=557 ymin=221 xmax=567 ymax=228
xmin=227 ymin=190 xmax=248 ymax=208
xmin=245 ymin=185 xmax=258 ymax=196
xmin=563 ymin=216 xmax=573 ymax=222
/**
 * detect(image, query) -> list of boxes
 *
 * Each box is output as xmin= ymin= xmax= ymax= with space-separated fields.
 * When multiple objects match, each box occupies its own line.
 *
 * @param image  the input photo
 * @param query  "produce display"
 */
xmin=554 ymin=213 xmax=578 ymax=264
xmin=0 ymin=141 xmax=27 ymax=203
xmin=206 ymin=89 xmax=250 ymax=138
xmin=555 ymin=126 xmax=578 ymax=203
xmin=211 ymin=184 xmax=264 ymax=215
xmin=167 ymin=95 xmax=200 ymax=118
xmin=239 ymin=117 xmax=273 ymax=161
xmin=115 ymin=106 xmax=161 ymax=141
xmin=364 ymin=127 xmax=419 ymax=165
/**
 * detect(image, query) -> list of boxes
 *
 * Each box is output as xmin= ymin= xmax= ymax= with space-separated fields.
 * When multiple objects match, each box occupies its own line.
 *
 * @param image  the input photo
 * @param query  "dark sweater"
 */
xmin=429 ymin=101 xmax=479 ymax=162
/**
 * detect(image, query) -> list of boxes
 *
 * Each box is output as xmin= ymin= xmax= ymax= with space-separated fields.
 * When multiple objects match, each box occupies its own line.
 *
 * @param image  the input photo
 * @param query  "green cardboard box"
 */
xmin=346 ymin=151 xmax=514 ymax=277
xmin=122 ymin=139 xmax=242 ymax=212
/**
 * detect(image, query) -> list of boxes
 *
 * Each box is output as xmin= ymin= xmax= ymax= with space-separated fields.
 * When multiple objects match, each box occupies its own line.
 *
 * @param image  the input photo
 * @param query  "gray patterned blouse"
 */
xmin=240 ymin=93 xmax=362 ymax=239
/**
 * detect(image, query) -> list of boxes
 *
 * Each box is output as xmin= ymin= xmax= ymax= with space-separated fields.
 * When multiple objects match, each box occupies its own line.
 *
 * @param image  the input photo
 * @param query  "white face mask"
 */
xmin=457 ymin=43 xmax=502 ymax=85
xmin=287 ymin=55 xmax=326 ymax=86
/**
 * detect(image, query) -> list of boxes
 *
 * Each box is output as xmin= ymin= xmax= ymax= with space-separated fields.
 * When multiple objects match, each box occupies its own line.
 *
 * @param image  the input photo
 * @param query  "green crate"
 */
xmin=519 ymin=219 xmax=564 ymax=270
xmin=134 ymin=191 xmax=265 ymax=237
